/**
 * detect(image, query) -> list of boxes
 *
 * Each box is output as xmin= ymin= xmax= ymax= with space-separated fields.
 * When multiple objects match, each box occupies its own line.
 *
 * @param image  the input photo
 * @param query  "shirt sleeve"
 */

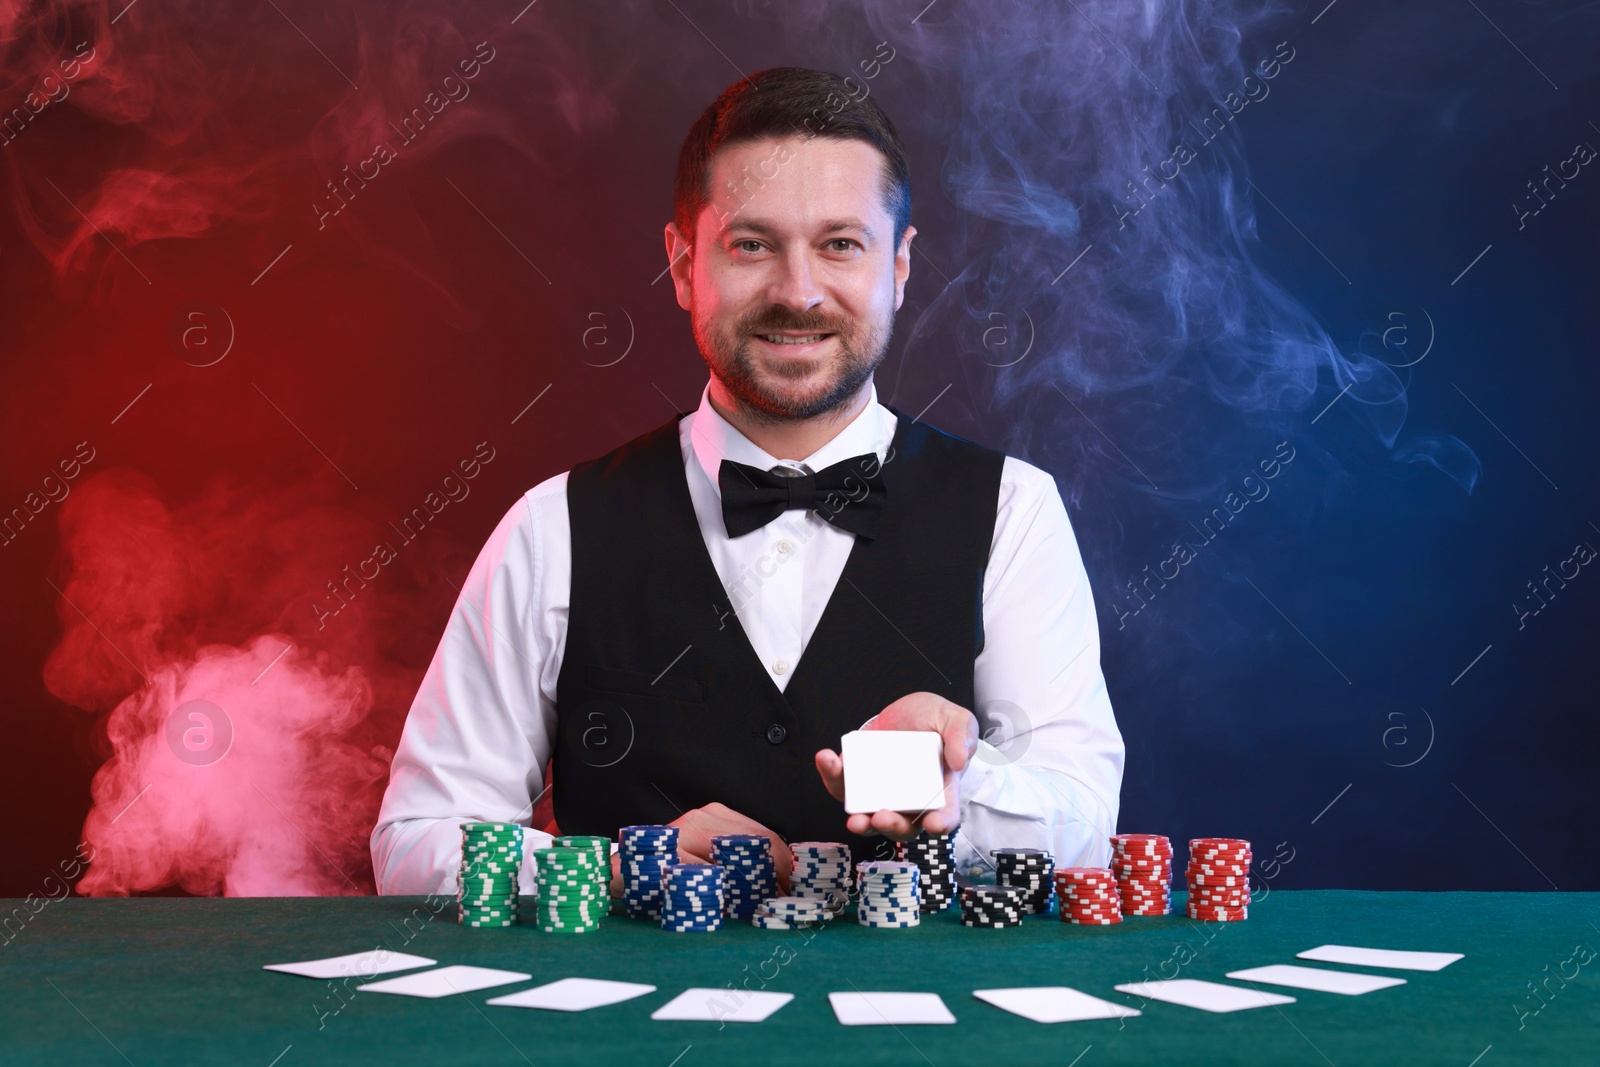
xmin=953 ymin=455 xmax=1125 ymax=876
xmin=368 ymin=475 xmax=569 ymax=895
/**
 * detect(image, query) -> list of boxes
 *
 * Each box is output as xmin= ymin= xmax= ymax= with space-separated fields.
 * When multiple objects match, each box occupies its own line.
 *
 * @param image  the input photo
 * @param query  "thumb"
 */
xmin=942 ymin=706 xmax=979 ymax=774
xmin=815 ymin=748 xmax=846 ymax=802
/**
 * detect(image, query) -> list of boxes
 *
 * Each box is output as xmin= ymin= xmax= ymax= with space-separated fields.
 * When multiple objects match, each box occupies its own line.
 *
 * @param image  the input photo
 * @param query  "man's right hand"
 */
xmin=606 ymin=802 xmax=793 ymax=896
xmin=670 ymin=802 xmax=792 ymax=893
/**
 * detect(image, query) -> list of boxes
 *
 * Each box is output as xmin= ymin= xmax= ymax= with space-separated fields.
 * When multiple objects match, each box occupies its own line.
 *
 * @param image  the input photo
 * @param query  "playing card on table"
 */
xmin=973 ymin=986 xmax=1142 ymax=1023
xmin=829 ymin=991 xmax=956 ymax=1025
xmin=1227 ymin=964 xmax=1406 ymax=995
xmin=262 ymin=949 xmax=436 ymax=980
xmin=357 ymin=965 xmax=531 ymax=998
xmin=1114 ymin=979 xmax=1296 ymax=1013
xmin=650 ymin=988 xmax=792 ymax=1023
xmin=488 ymin=978 xmax=656 ymax=1012
xmin=1297 ymin=944 xmax=1463 ymax=972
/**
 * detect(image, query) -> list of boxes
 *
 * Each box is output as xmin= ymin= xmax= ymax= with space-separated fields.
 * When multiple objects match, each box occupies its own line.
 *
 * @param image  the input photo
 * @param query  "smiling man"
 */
xmin=370 ymin=67 xmax=1124 ymax=896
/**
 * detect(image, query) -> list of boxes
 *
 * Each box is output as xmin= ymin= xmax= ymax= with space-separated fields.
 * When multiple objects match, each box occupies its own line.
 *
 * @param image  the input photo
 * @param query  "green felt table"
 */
xmin=3 ymin=890 xmax=1595 ymax=1066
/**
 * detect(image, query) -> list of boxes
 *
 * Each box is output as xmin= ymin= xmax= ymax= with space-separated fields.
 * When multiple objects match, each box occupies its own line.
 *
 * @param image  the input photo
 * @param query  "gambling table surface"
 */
xmin=4 ymin=890 xmax=1593 ymax=1066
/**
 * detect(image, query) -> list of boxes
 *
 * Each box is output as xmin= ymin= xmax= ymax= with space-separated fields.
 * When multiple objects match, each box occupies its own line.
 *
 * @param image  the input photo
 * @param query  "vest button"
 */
xmin=765 ymin=724 xmax=787 ymax=745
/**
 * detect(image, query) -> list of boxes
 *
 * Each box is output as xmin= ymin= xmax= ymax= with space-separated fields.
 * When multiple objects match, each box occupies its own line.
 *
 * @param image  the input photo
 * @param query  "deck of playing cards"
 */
xmin=841 ymin=730 xmax=946 ymax=814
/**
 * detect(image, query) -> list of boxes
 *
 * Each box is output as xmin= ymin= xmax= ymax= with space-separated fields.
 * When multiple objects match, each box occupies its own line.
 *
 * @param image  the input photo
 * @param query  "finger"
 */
xmin=814 ymin=749 xmax=846 ymax=802
xmin=921 ymin=805 xmax=960 ymax=835
xmin=919 ymin=769 xmax=963 ymax=836
xmin=676 ymin=832 xmax=713 ymax=863
xmin=942 ymin=706 xmax=979 ymax=774
xmin=698 ymin=805 xmax=794 ymax=893
xmin=845 ymin=813 xmax=876 ymax=836
xmin=869 ymin=809 xmax=917 ymax=840
xmin=774 ymin=849 xmax=793 ymax=895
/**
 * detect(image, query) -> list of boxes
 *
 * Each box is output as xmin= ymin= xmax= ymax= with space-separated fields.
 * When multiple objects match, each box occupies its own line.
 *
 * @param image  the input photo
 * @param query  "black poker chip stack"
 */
xmin=893 ymin=830 xmax=957 ymax=913
xmin=959 ymin=884 xmax=1028 ymax=928
xmin=993 ymin=847 xmax=1055 ymax=914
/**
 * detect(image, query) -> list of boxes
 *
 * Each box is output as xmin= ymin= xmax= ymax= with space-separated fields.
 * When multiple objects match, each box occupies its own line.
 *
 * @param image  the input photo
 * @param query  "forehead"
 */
xmin=703 ymin=135 xmax=890 ymax=238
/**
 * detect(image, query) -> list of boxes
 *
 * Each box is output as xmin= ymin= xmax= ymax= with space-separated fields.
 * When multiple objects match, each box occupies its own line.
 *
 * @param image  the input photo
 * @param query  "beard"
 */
xmin=692 ymin=298 xmax=894 ymax=424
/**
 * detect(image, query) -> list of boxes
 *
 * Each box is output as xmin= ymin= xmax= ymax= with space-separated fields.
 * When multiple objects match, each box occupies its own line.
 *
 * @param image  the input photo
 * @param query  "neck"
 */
xmin=706 ymin=378 xmax=873 ymax=462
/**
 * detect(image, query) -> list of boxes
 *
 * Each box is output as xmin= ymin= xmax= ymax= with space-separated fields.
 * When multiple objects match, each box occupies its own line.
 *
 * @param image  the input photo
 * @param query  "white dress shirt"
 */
xmin=371 ymin=379 xmax=1124 ymax=894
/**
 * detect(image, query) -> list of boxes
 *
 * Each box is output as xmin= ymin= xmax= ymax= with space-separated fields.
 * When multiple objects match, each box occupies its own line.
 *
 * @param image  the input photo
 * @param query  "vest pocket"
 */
xmin=585 ymin=662 xmax=705 ymax=703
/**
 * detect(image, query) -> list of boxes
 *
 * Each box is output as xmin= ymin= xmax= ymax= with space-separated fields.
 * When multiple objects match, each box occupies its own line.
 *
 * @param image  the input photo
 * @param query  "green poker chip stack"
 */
xmin=532 ymin=846 xmax=607 ymax=933
xmin=552 ymin=835 xmax=612 ymax=903
xmin=458 ymin=822 xmax=523 ymax=928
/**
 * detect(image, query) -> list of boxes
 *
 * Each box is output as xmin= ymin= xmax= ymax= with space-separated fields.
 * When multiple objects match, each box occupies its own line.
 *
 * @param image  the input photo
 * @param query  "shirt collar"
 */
xmin=686 ymin=378 xmax=894 ymax=497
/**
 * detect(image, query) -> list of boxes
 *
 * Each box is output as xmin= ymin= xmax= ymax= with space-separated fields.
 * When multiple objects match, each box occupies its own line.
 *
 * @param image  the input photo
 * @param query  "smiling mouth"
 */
xmin=754 ymin=332 xmax=835 ymax=346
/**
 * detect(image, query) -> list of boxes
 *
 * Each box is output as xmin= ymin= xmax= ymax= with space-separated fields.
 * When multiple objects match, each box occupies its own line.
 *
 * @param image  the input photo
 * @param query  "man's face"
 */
xmin=667 ymin=135 xmax=915 ymax=422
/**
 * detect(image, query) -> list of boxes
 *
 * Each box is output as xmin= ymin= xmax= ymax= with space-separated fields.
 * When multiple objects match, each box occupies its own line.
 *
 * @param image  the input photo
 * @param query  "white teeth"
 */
xmin=759 ymin=334 xmax=828 ymax=345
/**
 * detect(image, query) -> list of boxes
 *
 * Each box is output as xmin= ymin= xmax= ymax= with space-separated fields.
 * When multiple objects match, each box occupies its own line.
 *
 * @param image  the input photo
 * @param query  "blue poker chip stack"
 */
xmin=854 ymin=860 xmax=922 ymax=928
xmin=618 ymin=824 xmax=679 ymax=921
xmin=709 ymin=833 xmax=777 ymax=921
xmin=660 ymin=863 xmax=725 ymax=932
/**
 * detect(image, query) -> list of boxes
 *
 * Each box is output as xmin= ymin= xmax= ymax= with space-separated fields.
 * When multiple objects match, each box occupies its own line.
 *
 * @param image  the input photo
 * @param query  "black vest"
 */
xmin=552 ymin=404 xmax=1005 ymax=860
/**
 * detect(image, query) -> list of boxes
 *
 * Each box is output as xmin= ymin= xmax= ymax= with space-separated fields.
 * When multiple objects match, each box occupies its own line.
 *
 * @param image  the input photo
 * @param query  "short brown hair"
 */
xmin=673 ymin=66 xmax=911 ymax=252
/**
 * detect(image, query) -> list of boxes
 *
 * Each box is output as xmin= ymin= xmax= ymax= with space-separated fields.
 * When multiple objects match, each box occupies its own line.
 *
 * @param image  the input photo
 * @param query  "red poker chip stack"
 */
xmin=1109 ymin=834 xmax=1171 ymax=916
xmin=1186 ymin=838 xmax=1251 ymax=921
xmin=1051 ymin=867 xmax=1122 ymax=925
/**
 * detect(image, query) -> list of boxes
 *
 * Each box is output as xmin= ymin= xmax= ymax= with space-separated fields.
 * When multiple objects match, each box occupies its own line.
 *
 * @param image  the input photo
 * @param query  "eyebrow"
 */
xmin=720 ymin=217 xmax=876 ymax=242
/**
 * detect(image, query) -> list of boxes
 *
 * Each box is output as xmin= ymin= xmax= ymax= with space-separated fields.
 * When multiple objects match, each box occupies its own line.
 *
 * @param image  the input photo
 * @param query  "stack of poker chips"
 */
xmin=894 ymin=831 xmax=957 ymax=912
xmin=993 ymin=847 xmax=1055 ymax=914
xmin=751 ymin=895 xmax=827 ymax=930
xmin=789 ymin=842 xmax=852 ymax=916
xmin=709 ymin=833 xmax=777 ymax=921
xmin=552 ymin=835 xmax=612 ymax=912
xmin=457 ymin=822 xmax=522 ymax=928
xmin=958 ymin=884 xmax=1028 ymax=928
xmin=1052 ymin=866 xmax=1123 ymax=924
xmin=530 ymin=847 xmax=606 ymax=933
xmin=619 ymin=824 xmax=679 ymax=920
xmin=854 ymin=860 xmax=921 ymax=928
xmin=1186 ymin=837 xmax=1251 ymax=921
xmin=1110 ymin=833 xmax=1173 ymax=916
xmin=661 ymin=863 xmax=724 ymax=932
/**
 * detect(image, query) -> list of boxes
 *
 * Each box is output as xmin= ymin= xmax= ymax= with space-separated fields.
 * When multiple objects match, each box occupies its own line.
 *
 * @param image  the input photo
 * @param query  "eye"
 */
xmin=733 ymin=240 xmax=765 ymax=253
xmin=827 ymin=239 xmax=861 ymax=251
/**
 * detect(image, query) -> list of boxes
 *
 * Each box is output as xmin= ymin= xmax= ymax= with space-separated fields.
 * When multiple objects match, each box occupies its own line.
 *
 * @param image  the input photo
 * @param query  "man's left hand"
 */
xmin=813 ymin=691 xmax=978 ymax=841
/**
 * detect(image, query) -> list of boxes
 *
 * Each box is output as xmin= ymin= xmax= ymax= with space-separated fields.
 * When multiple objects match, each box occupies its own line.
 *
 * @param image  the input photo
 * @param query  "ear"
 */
xmin=664 ymin=222 xmax=694 ymax=311
xmin=892 ymin=225 xmax=916 ymax=312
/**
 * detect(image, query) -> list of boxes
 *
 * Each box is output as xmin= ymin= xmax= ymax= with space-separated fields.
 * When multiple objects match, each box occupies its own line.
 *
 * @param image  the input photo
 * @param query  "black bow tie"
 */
xmin=719 ymin=454 xmax=888 ymax=540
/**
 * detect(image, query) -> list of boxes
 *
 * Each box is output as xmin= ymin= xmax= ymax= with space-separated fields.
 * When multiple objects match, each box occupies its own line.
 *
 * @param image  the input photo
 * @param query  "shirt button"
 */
xmin=766 ymin=724 xmax=787 ymax=745
xmin=968 ymin=866 xmax=985 ymax=878
xmin=776 ymin=540 xmax=793 ymax=555
xmin=772 ymin=659 xmax=789 ymax=675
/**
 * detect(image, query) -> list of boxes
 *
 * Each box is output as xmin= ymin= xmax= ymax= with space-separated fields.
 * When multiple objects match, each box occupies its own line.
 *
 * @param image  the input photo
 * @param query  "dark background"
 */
xmin=1 ymin=0 xmax=1594 ymax=898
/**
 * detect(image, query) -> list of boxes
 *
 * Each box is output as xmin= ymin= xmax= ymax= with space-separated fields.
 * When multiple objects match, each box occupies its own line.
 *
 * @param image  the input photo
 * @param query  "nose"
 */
xmin=767 ymin=245 xmax=824 ymax=315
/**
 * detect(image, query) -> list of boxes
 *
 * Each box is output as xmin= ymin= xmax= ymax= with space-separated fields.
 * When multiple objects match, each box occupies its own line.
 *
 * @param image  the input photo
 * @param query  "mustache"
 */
xmin=745 ymin=317 xmax=842 ymax=333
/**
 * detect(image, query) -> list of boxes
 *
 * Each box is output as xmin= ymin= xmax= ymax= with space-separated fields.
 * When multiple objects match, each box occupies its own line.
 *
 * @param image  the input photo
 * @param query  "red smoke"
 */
xmin=44 ymin=467 xmax=443 ymax=895
xmin=2 ymin=0 xmax=572 ymax=896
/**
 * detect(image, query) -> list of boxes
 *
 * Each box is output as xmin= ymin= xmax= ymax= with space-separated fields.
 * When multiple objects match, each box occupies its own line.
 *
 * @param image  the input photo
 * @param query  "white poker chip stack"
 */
xmin=788 ymin=842 xmax=852 ymax=916
xmin=855 ymin=860 xmax=921 ymax=928
xmin=751 ymin=895 xmax=828 ymax=930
